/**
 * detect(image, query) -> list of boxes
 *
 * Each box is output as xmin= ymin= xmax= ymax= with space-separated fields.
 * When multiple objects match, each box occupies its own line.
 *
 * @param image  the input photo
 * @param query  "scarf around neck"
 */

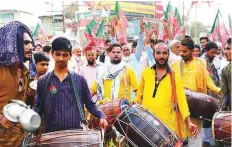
xmin=96 ymin=61 xmax=126 ymax=100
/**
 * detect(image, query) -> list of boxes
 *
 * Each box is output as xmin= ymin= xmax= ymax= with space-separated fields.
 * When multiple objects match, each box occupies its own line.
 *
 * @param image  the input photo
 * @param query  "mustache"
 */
xmin=25 ymin=51 xmax=32 ymax=54
xmin=157 ymin=58 xmax=165 ymax=61
xmin=57 ymin=61 xmax=65 ymax=64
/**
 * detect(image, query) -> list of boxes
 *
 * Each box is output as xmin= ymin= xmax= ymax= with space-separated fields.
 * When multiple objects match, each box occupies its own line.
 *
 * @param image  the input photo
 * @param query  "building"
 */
xmin=0 ymin=10 xmax=40 ymax=30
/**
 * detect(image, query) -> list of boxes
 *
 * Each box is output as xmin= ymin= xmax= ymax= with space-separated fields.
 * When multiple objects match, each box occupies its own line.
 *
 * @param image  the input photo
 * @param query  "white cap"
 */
xmin=72 ymin=45 xmax=83 ymax=52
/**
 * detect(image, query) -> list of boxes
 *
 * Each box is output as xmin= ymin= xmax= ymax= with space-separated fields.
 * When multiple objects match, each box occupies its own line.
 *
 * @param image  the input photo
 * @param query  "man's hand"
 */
xmin=153 ymin=25 xmax=159 ymax=39
xmin=162 ymin=18 xmax=169 ymax=27
xmin=140 ymin=18 xmax=145 ymax=33
xmin=186 ymin=117 xmax=198 ymax=137
xmin=99 ymin=118 xmax=108 ymax=131
xmin=108 ymin=24 xmax=116 ymax=37
xmin=0 ymin=115 xmax=15 ymax=129
xmin=144 ymin=25 xmax=157 ymax=45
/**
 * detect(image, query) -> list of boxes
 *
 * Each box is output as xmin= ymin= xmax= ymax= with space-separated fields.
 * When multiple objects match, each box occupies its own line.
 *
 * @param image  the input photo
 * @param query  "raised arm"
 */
xmin=134 ymin=18 xmax=145 ymax=61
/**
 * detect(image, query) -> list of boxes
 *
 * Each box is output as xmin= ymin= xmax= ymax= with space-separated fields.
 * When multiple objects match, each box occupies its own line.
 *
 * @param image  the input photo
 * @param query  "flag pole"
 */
xmin=182 ymin=1 xmax=184 ymax=26
xmin=182 ymin=1 xmax=185 ymax=36
xmin=194 ymin=4 xmax=198 ymax=42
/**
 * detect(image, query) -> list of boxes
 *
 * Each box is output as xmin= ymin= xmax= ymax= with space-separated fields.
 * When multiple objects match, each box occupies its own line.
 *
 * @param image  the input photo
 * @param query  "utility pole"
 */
xmin=182 ymin=1 xmax=185 ymax=26
xmin=194 ymin=5 xmax=198 ymax=42
xmin=63 ymin=1 xmax=65 ymax=32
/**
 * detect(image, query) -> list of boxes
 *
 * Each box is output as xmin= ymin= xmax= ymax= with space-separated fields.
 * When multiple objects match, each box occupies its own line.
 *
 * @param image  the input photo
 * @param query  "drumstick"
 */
xmin=101 ymin=128 xmax=104 ymax=145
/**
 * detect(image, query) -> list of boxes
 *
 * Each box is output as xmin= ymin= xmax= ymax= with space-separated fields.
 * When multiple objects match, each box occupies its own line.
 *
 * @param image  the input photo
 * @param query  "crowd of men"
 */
xmin=0 ymin=19 xmax=231 ymax=147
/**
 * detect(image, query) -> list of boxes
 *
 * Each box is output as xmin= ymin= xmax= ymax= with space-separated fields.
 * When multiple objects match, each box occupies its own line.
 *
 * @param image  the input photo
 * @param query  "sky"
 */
xmin=0 ymin=0 xmax=231 ymax=26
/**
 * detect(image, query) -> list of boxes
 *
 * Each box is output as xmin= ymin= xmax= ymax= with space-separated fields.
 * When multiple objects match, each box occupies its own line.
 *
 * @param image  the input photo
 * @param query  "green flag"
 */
xmin=33 ymin=23 xmax=41 ymax=37
xmin=96 ymin=19 xmax=106 ymax=38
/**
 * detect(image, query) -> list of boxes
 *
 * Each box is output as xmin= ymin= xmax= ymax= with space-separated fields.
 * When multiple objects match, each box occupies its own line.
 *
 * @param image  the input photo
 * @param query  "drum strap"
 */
xmin=180 ymin=60 xmax=184 ymax=77
xmin=170 ymin=70 xmax=183 ymax=145
xmin=38 ymin=72 xmax=52 ymax=115
xmin=69 ymin=71 xmax=85 ymax=123
xmin=123 ymin=67 xmax=128 ymax=99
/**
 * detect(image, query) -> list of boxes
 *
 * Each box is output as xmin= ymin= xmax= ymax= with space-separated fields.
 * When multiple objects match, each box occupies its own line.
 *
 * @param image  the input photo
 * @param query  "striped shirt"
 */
xmin=33 ymin=71 xmax=106 ymax=133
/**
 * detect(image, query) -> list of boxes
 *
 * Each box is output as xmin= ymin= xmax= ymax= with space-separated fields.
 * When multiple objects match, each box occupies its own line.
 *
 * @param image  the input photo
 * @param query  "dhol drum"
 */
xmin=185 ymin=89 xmax=219 ymax=120
xmin=22 ymin=129 xmax=103 ymax=147
xmin=212 ymin=112 xmax=231 ymax=146
xmin=87 ymin=99 xmax=130 ymax=137
xmin=114 ymin=104 xmax=179 ymax=147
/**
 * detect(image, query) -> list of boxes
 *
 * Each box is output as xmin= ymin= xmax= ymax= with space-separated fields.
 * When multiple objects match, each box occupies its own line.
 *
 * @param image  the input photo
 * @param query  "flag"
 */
xmin=94 ymin=19 xmax=106 ymax=47
xmin=33 ymin=23 xmax=48 ymax=45
xmin=164 ymin=2 xmax=175 ymax=28
xmin=84 ymin=19 xmax=97 ymax=41
xmin=191 ymin=1 xmax=213 ymax=7
xmin=228 ymin=14 xmax=232 ymax=36
xmin=83 ymin=1 xmax=95 ymax=10
xmin=164 ymin=3 xmax=184 ymax=37
xmin=84 ymin=39 xmax=96 ymax=52
xmin=101 ymin=4 xmax=109 ymax=12
xmin=173 ymin=8 xmax=184 ymax=36
xmin=209 ymin=10 xmax=230 ymax=44
xmin=114 ymin=1 xmax=128 ymax=44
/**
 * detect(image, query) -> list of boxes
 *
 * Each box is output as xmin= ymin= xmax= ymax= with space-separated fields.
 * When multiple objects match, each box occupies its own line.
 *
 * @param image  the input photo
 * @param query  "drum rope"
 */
xmin=132 ymin=107 xmax=174 ymax=143
xmin=198 ymin=116 xmax=213 ymax=121
xmin=118 ymin=106 xmax=177 ymax=146
xmin=212 ymin=112 xmax=231 ymax=145
xmin=23 ymin=136 xmax=102 ymax=146
xmin=116 ymin=118 xmax=162 ymax=147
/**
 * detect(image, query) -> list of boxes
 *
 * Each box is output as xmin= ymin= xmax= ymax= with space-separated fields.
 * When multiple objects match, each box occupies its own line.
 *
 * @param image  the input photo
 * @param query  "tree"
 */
xmin=190 ymin=22 xmax=210 ymax=42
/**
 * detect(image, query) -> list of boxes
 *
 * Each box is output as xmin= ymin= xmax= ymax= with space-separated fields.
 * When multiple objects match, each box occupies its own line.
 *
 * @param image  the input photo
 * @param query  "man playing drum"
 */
xmin=33 ymin=37 xmax=108 ymax=133
xmin=171 ymin=38 xmax=221 ymax=147
xmin=134 ymin=42 xmax=198 ymax=145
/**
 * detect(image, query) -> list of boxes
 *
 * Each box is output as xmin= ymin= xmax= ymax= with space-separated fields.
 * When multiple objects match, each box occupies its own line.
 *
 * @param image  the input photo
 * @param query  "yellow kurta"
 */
xmin=91 ymin=66 xmax=138 ymax=102
xmin=134 ymin=67 xmax=190 ymax=138
xmin=170 ymin=57 xmax=220 ymax=137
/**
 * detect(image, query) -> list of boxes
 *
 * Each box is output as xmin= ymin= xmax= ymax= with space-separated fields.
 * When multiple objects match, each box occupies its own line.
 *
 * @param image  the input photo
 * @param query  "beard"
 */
xmin=111 ymin=60 xmax=121 ymax=64
xmin=87 ymin=60 xmax=95 ymax=66
xmin=123 ymin=55 xmax=132 ymax=63
xmin=155 ymin=59 xmax=168 ymax=67
xmin=73 ymin=55 xmax=81 ymax=61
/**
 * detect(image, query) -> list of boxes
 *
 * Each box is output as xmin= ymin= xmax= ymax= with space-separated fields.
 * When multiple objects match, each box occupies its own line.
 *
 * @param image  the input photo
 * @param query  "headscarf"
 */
xmin=0 ymin=21 xmax=34 ymax=66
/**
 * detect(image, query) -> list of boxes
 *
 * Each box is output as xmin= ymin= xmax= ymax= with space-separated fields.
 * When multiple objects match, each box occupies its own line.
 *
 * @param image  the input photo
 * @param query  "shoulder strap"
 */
xmin=69 ymin=71 xmax=85 ymax=122
xmin=180 ymin=60 xmax=184 ymax=76
xmin=170 ymin=70 xmax=183 ymax=140
xmin=38 ymin=72 xmax=52 ymax=115
xmin=123 ymin=67 xmax=128 ymax=99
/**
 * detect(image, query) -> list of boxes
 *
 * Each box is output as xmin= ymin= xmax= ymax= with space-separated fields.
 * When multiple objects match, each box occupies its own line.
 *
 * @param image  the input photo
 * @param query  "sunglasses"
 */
xmin=24 ymin=40 xmax=33 ymax=45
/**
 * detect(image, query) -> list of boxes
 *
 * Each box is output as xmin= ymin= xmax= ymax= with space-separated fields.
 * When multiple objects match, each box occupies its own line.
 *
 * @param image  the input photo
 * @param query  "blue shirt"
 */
xmin=33 ymin=71 xmax=106 ymax=133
